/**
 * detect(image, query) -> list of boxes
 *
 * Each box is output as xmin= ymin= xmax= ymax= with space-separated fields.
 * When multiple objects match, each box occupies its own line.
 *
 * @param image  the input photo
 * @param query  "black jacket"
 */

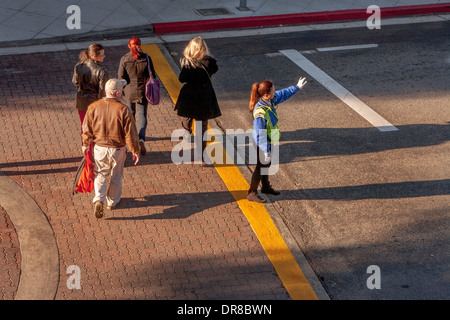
xmin=118 ymin=51 xmax=156 ymax=104
xmin=174 ymin=56 xmax=221 ymax=120
xmin=72 ymin=59 xmax=109 ymax=112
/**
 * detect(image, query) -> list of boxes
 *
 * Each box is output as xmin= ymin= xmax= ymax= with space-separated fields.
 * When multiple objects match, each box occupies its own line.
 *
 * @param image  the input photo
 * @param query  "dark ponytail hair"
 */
xmin=78 ymin=43 xmax=104 ymax=63
xmin=249 ymin=81 xmax=273 ymax=111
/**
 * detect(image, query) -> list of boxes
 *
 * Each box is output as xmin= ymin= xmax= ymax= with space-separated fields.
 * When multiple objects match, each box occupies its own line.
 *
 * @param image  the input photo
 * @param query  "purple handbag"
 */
xmin=145 ymin=54 xmax=160 ymax=105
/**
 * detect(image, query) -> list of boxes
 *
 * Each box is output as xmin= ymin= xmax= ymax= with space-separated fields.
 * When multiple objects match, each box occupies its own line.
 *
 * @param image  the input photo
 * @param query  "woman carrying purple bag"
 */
xmin=118 ymin=36 xmax=157 ymax=156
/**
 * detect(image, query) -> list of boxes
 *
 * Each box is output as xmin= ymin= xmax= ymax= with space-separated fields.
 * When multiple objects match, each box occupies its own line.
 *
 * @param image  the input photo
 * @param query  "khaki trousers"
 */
xmin=92 ymin=145 xmax=127 ymax=207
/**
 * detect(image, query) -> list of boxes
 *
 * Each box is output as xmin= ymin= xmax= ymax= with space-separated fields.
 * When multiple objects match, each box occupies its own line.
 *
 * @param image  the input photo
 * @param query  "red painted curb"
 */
xmin=152 ymin=3 xmax=450 ymax=34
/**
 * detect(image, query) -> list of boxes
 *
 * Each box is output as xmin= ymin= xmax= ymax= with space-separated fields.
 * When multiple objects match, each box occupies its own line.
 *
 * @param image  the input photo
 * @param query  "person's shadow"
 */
xmin=105 ymin=190 xmax=247 ymax=220
xmin=105 ymin=123 xmax=450 ymax=219
xmin=278 ymin=123 xmax=450 ymax=164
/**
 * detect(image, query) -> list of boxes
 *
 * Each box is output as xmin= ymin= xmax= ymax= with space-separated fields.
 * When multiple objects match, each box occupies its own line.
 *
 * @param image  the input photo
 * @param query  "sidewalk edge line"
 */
xmin=1 ymin=14 xmax=448 ymax=56
xmin=211 ymin=121 xmax=330 ymax=300
xmin=152 ymin=4 xmax=450 ymax=34
xmin=0 ymin=172 xmax=59 ymax=300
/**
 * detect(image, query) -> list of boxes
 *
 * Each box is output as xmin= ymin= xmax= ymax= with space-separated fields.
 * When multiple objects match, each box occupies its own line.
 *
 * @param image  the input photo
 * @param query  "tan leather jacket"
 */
xmin=82 ymin=97 xmax=140 ymax=154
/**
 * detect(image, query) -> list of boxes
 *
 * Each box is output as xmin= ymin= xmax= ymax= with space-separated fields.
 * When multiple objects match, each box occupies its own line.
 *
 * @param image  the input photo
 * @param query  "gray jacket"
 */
xmin=118 ymin=51 xmax=156 ymax=104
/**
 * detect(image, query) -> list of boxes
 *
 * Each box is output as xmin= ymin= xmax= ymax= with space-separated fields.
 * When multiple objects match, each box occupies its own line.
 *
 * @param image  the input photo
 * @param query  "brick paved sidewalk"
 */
xmin=0 ymin=46 xmax=289 ymax=299
xmin=0 ymin=205 xmax=20 ymax=300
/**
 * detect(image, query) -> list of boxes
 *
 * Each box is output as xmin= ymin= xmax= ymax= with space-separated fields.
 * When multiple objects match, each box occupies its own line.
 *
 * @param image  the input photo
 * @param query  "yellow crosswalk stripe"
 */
xmin=142 ymin=44 xmax=318 ymax=300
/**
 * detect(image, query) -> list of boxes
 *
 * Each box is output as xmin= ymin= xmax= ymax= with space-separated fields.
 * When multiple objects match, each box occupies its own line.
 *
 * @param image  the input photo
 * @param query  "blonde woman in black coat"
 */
xmin=174 ymin=36 xmax=221 ymax=163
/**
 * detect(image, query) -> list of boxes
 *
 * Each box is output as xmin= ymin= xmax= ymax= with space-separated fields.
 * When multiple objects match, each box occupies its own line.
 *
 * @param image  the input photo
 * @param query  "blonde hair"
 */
xmin=181 ymin=36 xmax=211 ymax=68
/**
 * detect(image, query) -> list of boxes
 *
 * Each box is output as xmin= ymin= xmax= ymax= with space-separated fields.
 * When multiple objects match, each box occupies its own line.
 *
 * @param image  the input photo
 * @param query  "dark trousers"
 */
xmin=182 ymin=117 xmax=208 ymax=159
xmin=249 ymin=147 xmax=271 ymax=193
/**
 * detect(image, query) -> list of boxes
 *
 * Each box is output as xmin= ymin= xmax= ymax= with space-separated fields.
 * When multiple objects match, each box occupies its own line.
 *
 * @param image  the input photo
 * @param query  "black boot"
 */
xmin=261 ymin=185 xmax=280 ymax=195
xmin=261 ymin=177 xmax=280 ymax=195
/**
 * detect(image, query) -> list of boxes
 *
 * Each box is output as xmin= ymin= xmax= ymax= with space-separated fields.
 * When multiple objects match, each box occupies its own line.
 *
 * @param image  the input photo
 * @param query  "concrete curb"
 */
xmin=0 ymin=25 xmax=154 ymax=49
xmin=152 ymin=3 xmax=450 ymax=34
xmin=1 ymin=4 xmax=448 ymax=49
xmin=0 ymin=172 xmax=59 ymax=300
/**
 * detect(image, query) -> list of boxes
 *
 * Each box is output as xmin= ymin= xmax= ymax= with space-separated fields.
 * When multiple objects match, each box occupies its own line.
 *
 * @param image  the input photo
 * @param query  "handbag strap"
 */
xmin=199 ymin=61 xmax=211 ymax=80
xmin=145 ymin=54 xmax=154 ymax=79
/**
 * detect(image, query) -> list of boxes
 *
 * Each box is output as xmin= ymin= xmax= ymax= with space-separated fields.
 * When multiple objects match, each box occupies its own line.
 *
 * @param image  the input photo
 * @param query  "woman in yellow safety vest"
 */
xmin=247 ymin=77 xmax=307 ymax=203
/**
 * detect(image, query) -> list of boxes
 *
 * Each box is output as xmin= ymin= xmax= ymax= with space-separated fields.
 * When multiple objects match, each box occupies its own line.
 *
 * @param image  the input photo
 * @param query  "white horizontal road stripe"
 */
xmin=316 ymin=44 xmax=378 ymax=52
xmin=279 ymin=49 xmax=398 ymax=132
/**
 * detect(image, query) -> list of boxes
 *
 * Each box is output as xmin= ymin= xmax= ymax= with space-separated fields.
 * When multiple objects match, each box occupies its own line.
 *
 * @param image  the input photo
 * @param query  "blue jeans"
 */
xmin=128 ymin=102 xmax=148 ymax=141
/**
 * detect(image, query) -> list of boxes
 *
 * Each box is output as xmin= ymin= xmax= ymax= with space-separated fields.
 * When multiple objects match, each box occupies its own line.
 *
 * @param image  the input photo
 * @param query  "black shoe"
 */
xmin=201 ymin=162 xmax=213 ymax=167
xmin=261 ymin=185 xmax=280 ymax=195
xmin=139 ymin=140 xmax=146 ymax=156
xmin=247 ymin=191 xmax=267 ymax=203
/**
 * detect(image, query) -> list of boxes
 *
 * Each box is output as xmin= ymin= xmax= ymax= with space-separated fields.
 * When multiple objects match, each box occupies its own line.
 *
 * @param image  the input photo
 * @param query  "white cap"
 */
xmin=105 ymin=78 xmax=127 ymax=96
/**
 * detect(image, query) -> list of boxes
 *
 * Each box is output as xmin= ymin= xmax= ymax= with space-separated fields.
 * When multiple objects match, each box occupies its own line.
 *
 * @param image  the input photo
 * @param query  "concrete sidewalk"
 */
xmin=0 ymin=0 xmax=449 ymax=46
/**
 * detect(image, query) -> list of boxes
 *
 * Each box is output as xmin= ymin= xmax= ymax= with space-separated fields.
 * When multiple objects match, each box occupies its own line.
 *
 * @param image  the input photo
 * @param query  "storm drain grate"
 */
xmin=195 ymin=7 xmax=234 ymax=16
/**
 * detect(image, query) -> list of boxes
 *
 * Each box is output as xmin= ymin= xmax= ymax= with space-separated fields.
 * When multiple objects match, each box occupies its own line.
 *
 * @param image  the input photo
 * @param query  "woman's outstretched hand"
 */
xmin=297 ymin=77 xmax=307 ymax=89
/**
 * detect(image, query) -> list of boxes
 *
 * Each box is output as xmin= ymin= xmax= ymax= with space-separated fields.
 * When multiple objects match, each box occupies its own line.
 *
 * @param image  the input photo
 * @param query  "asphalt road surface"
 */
xmin=165 ymin=20 xmax=450 ymax=299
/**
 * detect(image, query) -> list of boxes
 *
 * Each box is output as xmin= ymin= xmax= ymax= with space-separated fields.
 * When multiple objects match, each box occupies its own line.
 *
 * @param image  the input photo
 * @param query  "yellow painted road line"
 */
xmin=142 ymin=44 xmax=318 ymax=300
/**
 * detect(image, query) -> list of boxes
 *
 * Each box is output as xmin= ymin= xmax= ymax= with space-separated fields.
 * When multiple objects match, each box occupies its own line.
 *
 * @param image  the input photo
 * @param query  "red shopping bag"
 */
xmin=73 ymin=148 xmax=94 ymax=194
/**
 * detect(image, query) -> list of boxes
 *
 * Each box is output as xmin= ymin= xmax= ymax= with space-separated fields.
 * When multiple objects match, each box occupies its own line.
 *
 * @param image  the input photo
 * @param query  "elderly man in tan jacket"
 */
xmin=82 ymin=78 xmax=141 ymax=218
